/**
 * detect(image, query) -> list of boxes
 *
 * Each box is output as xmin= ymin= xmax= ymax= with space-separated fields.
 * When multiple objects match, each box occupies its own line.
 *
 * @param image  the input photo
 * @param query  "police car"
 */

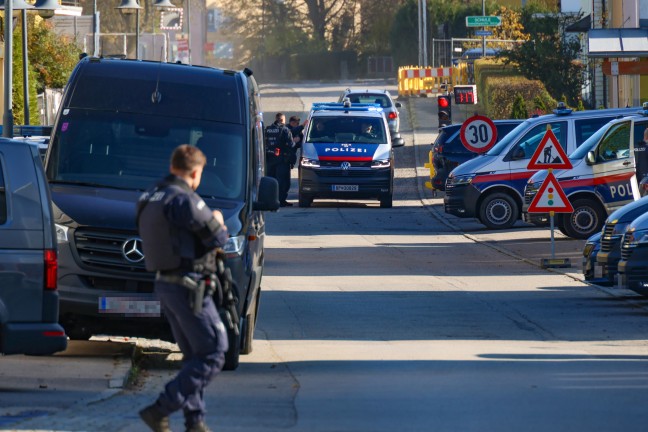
xmin=298 ymin=101 xmax=404 ymax=208
xmin=523 ymin=107 xmax=648 ymax=239
xmin=444 ymin=103 xmax=639 ymax=230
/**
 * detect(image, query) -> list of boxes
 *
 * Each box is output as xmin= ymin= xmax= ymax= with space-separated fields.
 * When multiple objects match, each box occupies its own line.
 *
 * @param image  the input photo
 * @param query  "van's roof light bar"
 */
xmin=553 ymin=101 xmax=573 ymax=116
xmin=639 ymin=102 xmax=648 ymax=116
xmin=311 ymin=102 xmax=382 ymax=112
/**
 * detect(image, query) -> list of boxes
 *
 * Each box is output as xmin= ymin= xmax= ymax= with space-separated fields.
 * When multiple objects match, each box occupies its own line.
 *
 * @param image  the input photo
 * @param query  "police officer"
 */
xmin=635 ymin=128 xmax=648 ymax=185
xmin=137 ymin=144 xmax=229 ymax=432
xmin=288 ymin=115 xmax=306 ymax=168
xmin=265 ymin=113 xmax=294 ymax=206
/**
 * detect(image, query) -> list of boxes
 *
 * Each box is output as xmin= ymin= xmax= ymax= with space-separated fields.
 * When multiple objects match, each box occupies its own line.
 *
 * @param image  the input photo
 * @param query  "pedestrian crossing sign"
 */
xmin=527 ymin=128 xmax=573 ymax=170
xmin=527 ymin=172 xmax=574 ymax=213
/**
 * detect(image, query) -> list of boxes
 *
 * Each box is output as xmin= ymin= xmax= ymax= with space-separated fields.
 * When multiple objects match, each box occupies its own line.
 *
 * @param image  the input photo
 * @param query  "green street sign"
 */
xmin=466 ymin=16 xmax=502 ymax=27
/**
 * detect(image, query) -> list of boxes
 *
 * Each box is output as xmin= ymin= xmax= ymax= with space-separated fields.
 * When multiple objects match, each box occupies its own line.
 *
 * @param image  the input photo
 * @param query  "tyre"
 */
xmin=298 ymin=192 xmax=313 ymax=208
xmin=223 ymin=316 xmax=241 ymax=371
xmin=379 ymin=193 xmax=393 ymax=208
xmin=562 ymin=198 xmax=606 ymax=240
xmin=478 ymin=192 xmax=519 ymax=229
xmin=241 ymin=288 xmax=261 ymax=355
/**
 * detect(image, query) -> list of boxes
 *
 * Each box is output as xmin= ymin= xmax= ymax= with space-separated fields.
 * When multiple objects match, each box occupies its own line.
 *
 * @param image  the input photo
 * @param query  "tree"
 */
xmin=511 ymin=93 xmax=528 ymax=119
xmin=500 ymin=8 xmax=585 ymax=107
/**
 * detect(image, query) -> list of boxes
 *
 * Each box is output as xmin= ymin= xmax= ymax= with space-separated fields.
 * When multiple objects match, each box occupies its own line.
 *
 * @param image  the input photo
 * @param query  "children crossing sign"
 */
xmin=527 ymin=128 xmax=573 ymax=170
xmin=527 ymin=172 xmax=574 ymax=213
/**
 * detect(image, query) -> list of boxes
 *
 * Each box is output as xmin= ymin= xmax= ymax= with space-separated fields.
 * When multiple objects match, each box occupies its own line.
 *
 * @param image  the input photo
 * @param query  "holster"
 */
xmin=155 ymin=272 xmax=206 ymax=315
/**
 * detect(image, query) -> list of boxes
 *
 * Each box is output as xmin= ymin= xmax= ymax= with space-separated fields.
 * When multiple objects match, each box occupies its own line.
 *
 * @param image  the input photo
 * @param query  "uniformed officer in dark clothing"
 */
xmin=137 ymin=144 xmax=229 ymax=432
xmin=288 ymin=115 xmax=306 ymax=168
xmin=635 ymin=128 xmax=648 ymax=185
xmin=265 ymin=113 xmax=294 ymax=206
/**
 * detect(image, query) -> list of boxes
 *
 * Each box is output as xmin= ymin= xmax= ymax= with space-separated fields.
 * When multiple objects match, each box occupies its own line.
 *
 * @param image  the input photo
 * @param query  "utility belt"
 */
xmin=155 ymin=259 xmax=239 ymax=335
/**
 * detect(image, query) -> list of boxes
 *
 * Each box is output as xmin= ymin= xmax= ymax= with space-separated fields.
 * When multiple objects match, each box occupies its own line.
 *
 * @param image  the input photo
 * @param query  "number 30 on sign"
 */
xmin=459 ymin=115 xmax=497 ymax=153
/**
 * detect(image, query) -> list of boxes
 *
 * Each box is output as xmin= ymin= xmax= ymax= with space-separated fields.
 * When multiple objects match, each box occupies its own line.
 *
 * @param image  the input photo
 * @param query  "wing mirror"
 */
xmin=586 ymin=151 xmax=596 ymax=165
xmin=395 ymin=102 xmax=402 ymax=109
xmin=253 ymin=176 xmax=280 ymax=211
xmin=392 ymin=134 xmax=405 ymax=147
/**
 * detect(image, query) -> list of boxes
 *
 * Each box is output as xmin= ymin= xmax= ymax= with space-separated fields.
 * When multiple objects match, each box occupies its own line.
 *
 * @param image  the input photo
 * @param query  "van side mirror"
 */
xmin=395 ymin=102 xmax=402 ymax=109
xmin=253 ymin=176 xmax=280 ymax=211
xmin=586 ymin=151 xmax=596 ymax=165
xmin=511 ymin=147 xmax=525 ymax=160
xmin=392 ymin=134 xmax=405 ymax=147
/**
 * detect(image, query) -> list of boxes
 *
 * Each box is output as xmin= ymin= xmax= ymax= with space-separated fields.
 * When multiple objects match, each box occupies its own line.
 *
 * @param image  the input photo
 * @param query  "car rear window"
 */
xmin=0 ymin=160 xmax=6 ymax=224
xmin=345 ymin=94 xmax=392 ymax=108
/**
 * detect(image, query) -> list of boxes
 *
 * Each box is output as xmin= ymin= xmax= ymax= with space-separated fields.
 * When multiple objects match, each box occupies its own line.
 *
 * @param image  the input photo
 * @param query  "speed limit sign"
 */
xmin=460 ymin=115 xmax=498 ymax=153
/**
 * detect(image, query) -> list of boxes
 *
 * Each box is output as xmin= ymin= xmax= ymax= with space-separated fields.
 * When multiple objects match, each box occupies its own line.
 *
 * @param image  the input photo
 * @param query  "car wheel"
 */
xmin=241 ymin=288 xmax=261 ymax=355
xmin=562 ymin=199 xmax=606 ymax=240
xmin=379 ymin=193 xmax=393 ymax=208
xmin=478 ymin=192 xmax=519 ymax=229
xmin=299 ymin=193 xmax=313 ymax=208
xmin=223 ymin=315 xmax=241 ymax=371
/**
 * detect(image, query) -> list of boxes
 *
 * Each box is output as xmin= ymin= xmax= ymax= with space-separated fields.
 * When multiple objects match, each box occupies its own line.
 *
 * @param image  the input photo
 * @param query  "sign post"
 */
xmin=526 ymin=126 xmax=573 ymax=268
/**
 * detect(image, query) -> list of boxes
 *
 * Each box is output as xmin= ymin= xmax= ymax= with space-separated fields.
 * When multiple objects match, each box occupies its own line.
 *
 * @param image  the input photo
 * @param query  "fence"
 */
xmin=397 ymin=64 xmax=468 ymax=98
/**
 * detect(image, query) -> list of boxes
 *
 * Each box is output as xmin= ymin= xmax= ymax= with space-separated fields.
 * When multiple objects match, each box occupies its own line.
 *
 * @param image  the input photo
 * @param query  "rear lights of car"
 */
xmin=388 ymin=112 xmax=398 ymax=120
xmin=44 ymin=249 xmax=58 ymax=290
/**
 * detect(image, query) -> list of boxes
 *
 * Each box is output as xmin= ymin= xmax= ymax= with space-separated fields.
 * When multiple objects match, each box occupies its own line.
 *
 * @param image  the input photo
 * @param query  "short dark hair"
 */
xmin=289 ymin=116 xmax=299 ymax=123
xmin=170 ymin=144 xmax=206 ymax=173
xmin=275 ymin=113 xmax=285 ymax=122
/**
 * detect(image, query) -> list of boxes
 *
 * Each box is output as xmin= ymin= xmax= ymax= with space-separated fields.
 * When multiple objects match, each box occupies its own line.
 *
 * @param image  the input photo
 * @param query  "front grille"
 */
xmin=621 ymin=236 xmax=634 ymax=261
xmin=315 ymin=168 xmax=387 ymax=178
xmin=524 ymin=187 xmax=538 ymax=205
xmin=600 ymin=223 xmax=616 ymax=252
xmin=74 ymin=229 xmax=147 ymax=273
xmin=320 ymin=161 xmax=372 ymax=168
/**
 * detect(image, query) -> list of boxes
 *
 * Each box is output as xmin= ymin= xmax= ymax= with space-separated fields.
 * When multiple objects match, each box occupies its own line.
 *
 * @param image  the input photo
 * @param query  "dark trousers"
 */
xmin=154 ymin=281 xmax=228 ymax=426
xmin=267 ymin=159 xmax=291 ymax=202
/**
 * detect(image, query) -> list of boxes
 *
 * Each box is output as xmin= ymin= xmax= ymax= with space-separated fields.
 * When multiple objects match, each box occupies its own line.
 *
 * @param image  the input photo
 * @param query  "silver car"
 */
xmin=338 ymin=89 xmax=402 ymax=137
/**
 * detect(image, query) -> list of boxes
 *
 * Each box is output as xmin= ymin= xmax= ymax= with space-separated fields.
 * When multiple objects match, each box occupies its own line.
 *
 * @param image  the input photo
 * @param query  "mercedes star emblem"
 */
xmin=122 ymin=238 xmax=145 ymax=263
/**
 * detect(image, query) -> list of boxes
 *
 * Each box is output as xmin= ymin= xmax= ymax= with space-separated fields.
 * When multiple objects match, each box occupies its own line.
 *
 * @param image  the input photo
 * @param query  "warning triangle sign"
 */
xmin=527 ymin=129 xmax=573 ymax=170
xmin=527 ymin=172 xmax=574 ymax=213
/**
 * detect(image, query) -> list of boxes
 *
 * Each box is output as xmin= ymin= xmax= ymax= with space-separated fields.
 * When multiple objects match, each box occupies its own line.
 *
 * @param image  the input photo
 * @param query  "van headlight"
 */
xmin=301 ymin=158 xmax=320 ymax=168
xmin=223 ymin=235 xmax=245 ymax=256
xmin=55 ymin=224 xmax=69 ymax=243
xmin=371 ymin=159 xmax=390 ymax=168
xmin=611 ymin=222 xmax=629 ymax=237
xmin=450 ymin=174 xmax=475 ymax=185
xmin=625 ymin=229 xmax=648 ymax=248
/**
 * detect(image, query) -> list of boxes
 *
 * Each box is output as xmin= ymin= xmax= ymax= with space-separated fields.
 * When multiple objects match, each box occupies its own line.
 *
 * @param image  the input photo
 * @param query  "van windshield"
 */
xmin=485 ymin=120 xmax=530 ymax=156
xmin=306 ymin=116 xmax=386 ymax=144
xmin=45 ymin=110 xmax=246 ymax=200
xmin=568 ymin=122 xmax=611 ymax=160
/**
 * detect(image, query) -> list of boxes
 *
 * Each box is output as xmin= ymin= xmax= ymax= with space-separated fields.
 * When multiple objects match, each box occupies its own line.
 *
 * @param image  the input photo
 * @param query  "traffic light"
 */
xmin=437 ymin=94 xmax=452 ymax=127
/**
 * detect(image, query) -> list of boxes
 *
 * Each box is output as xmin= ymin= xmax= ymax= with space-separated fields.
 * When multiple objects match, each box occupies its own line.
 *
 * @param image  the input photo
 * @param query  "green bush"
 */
xmin=510 ymin=94 xmax=528 ymax=119
xmin=485 ymin=76 xmax=557 ymax=119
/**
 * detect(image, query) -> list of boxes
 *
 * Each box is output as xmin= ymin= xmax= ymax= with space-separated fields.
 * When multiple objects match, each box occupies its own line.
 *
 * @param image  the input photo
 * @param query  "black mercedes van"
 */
xmin=45 ymin=57 xmax=279 ymax=369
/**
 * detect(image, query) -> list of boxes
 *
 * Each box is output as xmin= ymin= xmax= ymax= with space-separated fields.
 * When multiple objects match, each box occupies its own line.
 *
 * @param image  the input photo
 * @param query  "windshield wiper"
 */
xmin=48 ymin=180 xmax=144 ymax=191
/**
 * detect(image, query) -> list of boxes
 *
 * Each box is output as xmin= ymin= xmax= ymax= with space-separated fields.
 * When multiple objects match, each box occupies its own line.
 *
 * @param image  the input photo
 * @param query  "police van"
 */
xmin=298 ymin=101 xmax=404 ymax=208
xmin=444 ymin=103 xmax=639 ymax=229
xmin=523 ymin=108 xmax=648 ymax=239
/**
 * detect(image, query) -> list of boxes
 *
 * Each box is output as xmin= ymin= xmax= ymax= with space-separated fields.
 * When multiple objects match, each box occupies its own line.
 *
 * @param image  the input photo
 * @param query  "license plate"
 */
xmin=99 ymin=297 xmax=161 ymax=317
xmin=332 ymin=185 xmax=359 ymax=192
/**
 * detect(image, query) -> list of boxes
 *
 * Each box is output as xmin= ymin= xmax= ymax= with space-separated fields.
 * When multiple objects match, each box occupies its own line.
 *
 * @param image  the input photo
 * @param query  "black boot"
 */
xmin=185 ymin=421 xmax=212 ymax=432
xmin=139 ymin=404 xmax=171 ymax=432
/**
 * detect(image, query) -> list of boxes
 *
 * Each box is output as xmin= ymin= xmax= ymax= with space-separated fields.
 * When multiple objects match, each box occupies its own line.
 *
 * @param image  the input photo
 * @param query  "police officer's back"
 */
xmin=265 ymin=113 xmax=294 ymax=206
xmin=136 ymin=144 xmax=228 ymax=432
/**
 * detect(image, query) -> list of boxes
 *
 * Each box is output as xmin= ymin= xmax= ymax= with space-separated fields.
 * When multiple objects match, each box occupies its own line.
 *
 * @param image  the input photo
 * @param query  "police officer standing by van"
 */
xmin=265 ymin=113 xmax=294 ymax=206
xmin=635 ymin=128 xmax=648 ymax=185
xmin=136 ymin=144 xmax=229 ymax=432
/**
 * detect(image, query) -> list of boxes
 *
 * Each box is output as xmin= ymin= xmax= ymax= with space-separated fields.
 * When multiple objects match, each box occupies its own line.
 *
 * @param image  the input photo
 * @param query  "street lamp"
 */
xmin=1 ymin=0 xmax=33 ymax=138
xmin=117 ymin=0 xmax=176 ymax=61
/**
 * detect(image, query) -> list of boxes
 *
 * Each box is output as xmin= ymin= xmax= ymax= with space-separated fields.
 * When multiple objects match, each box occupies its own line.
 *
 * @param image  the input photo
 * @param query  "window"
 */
xmin=508 ymin=121 xmax=567 ymax=160
xmin=597 ymin=121 xmax=631 ymax=162
xmin=0 ymin=161 xmax=6 ymax=224
xmin=575 ymin=117 xmax=618 ymax=146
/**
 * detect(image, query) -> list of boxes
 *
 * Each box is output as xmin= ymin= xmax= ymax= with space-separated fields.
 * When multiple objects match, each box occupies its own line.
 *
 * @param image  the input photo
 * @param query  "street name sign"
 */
xmin=466 ymin=16 xmax=502 ymax=27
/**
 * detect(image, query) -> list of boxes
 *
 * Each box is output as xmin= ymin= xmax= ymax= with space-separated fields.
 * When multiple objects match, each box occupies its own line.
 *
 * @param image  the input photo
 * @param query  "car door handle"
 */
xmin=623 ymin=161 xmax=632 ymax=166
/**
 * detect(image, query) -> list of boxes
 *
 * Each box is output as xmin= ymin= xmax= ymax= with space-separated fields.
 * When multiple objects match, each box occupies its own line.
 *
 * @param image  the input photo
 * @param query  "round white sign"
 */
xmin=459 ymin=115 xmax=498 ymax=153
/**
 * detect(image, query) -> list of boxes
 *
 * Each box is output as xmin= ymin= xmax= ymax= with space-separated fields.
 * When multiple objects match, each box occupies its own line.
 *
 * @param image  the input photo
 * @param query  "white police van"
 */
xmin=298 ymin=101 xmax=404 ymax=208
xmin=444 ymin=103 xmax=639 ymax=229
xmin=523 ymin=107 xmax=648 ymax=239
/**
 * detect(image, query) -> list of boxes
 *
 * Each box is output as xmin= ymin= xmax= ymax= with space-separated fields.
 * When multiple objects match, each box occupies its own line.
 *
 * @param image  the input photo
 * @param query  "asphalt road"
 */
xmin=5 ymin=82 xmax=648 ymax=432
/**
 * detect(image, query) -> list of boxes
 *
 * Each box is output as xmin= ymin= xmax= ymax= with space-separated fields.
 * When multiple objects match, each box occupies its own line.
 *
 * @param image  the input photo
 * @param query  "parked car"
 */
xmin=618 ymin=211 xmax=648 ymax=295
xmin=583 ymin=232 xmax=607 ymax=284
xmin=595 ymin=196 xmax=648 ymax=285
xmin=45 ymin=57 xmax=279 ymax=370
xmin=338 ymin=88 xmax=402 ymax=138
xmin=0 ymin=138 xmax=67 ymax=355
xmin=445 ymin=104 xmax=639 ymax=230
xmin=431 ymin=119 xmax=522 ymax=190
xmin=524 ymin=112 xmax=647 ymax=239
